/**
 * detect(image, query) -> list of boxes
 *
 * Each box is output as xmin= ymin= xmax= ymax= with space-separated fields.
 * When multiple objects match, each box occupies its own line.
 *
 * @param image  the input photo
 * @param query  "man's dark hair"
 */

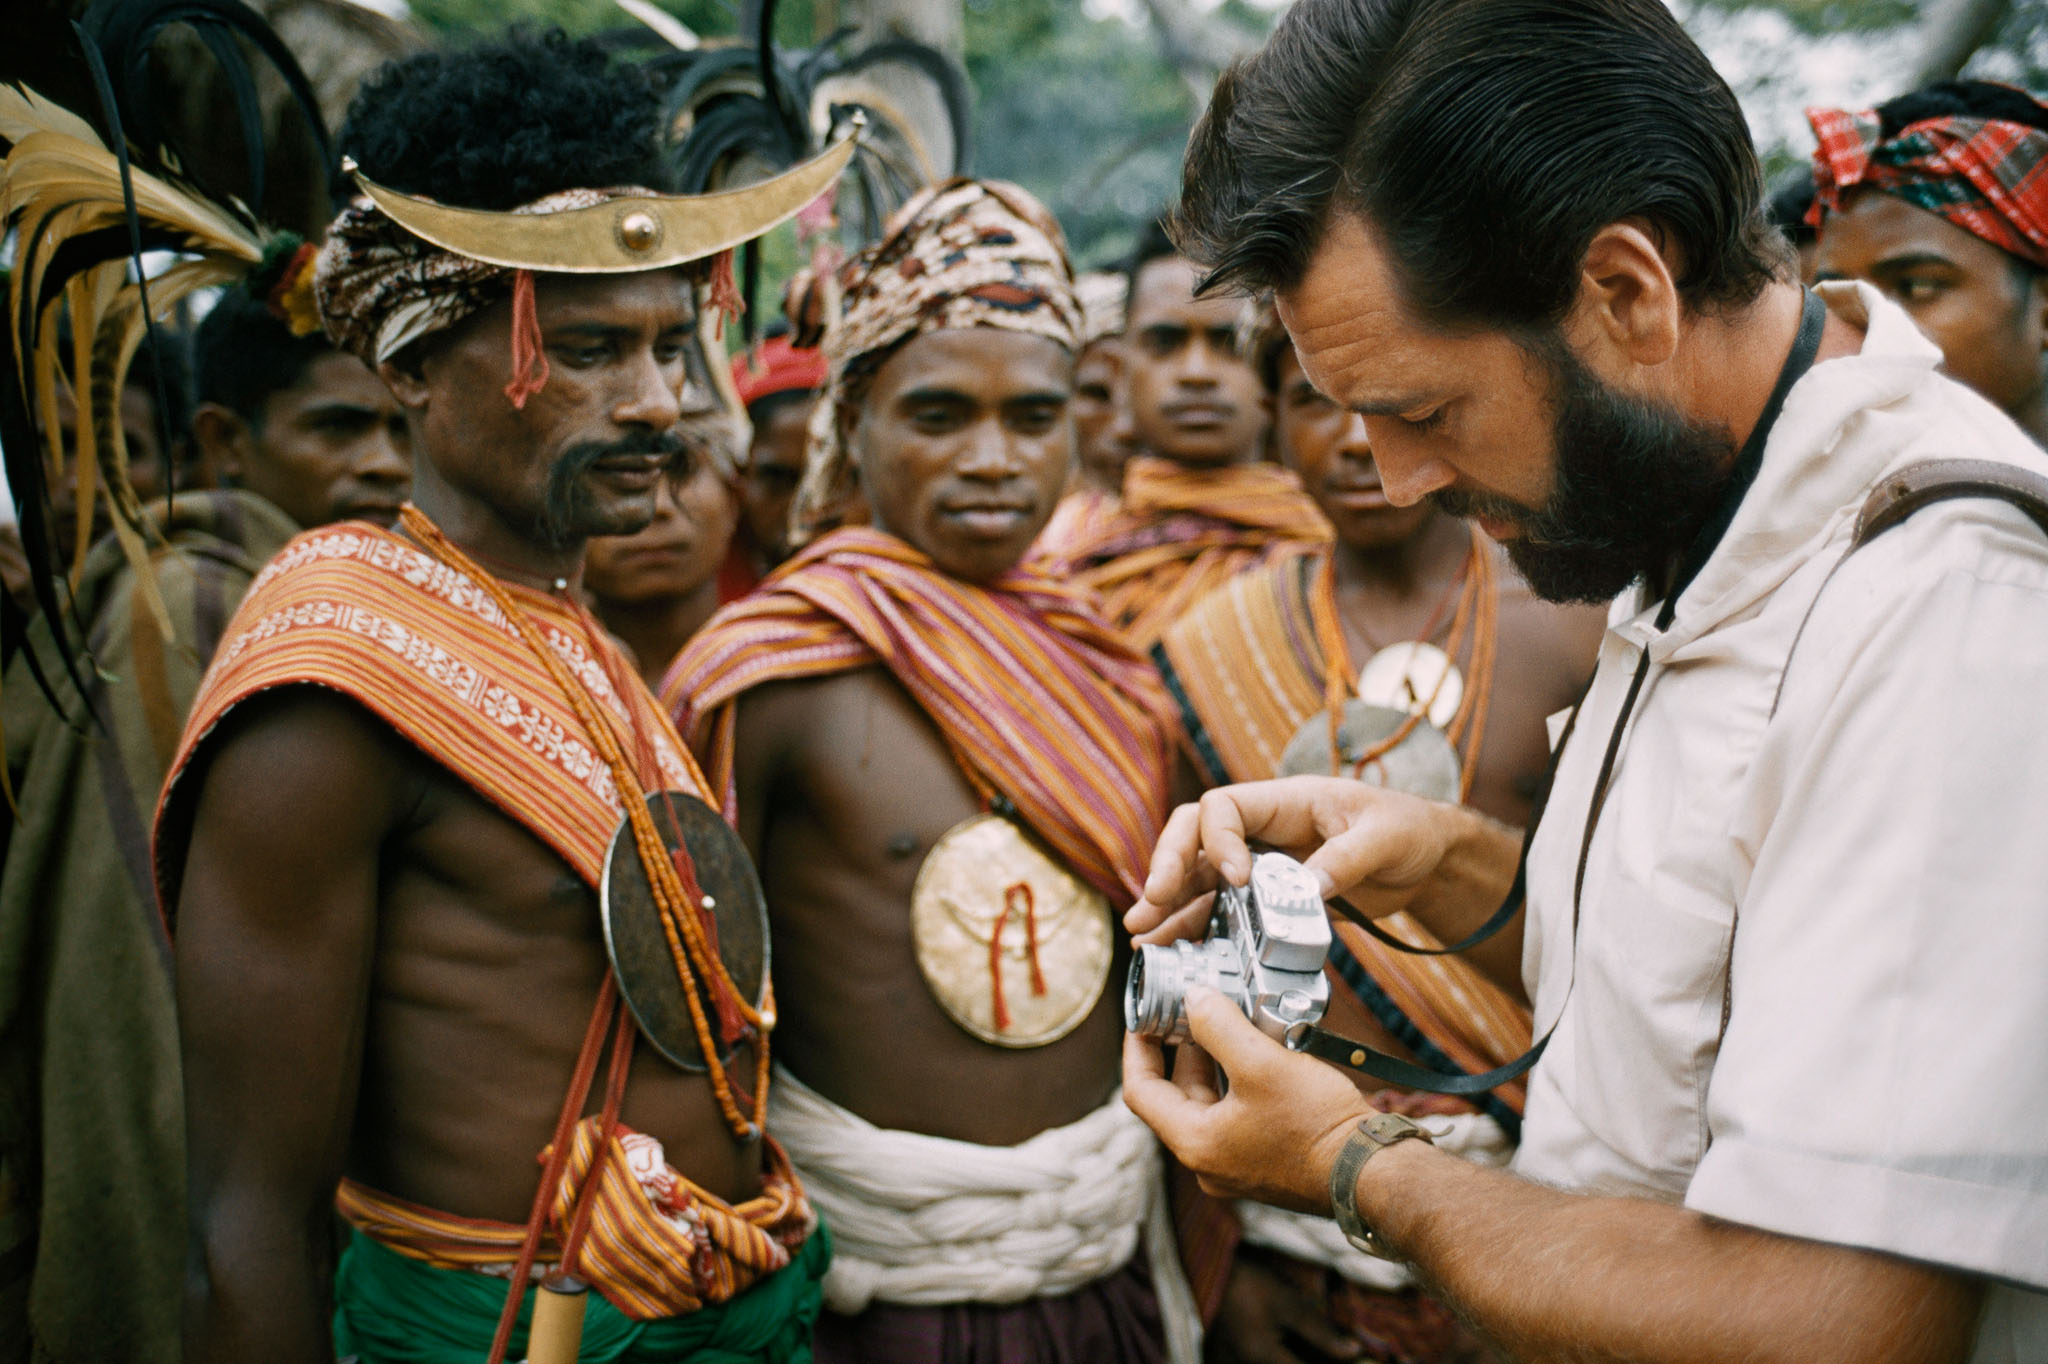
xmin=1766 ymin=170 xmax=1816 ymax=250
xmin=1174 ymin=0 xmax=1784 ymax=334
xmin=337 ymin=27 xmax=671 ymax=209
xmin=1123 ymin=215 xmax=1183 ymax=303
xmin=195 ymin=291 xmax=334 ymax=424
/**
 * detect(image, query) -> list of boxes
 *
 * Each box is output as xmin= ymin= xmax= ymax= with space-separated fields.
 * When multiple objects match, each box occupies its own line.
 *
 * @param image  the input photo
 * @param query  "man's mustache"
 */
xmin=552 ymin=428 xmax=691 ymax=478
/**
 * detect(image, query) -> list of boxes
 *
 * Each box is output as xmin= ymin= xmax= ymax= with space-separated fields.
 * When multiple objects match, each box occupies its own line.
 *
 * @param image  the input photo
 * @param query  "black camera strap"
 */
xmin=1286 ymin=290 xmax=1829 ymax=1098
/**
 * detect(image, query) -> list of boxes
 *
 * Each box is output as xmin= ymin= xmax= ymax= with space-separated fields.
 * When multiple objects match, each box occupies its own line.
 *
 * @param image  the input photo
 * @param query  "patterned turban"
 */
xmin=1807 ymin=98 xmax=2048 ymax=270
xmin=789 ymin=178 xmax=1084 ymax=541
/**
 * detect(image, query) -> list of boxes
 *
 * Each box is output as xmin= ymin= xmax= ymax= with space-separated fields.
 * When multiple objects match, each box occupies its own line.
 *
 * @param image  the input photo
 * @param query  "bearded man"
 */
xmin=1153 ymin=307 xmax=1603 ymax=1363
xmin=155 ymin=33 xmax=848 ymax=1363
xmin=1123 ymin=1 xmax=2048 ymax=1361
xmin=1808 ymin=81 xmax=2048 ymax=447
xmin=666 ymin=179 xmax=1200 ymax=1364
xmin=1057 ymin=221 xmax=1330 ymax=646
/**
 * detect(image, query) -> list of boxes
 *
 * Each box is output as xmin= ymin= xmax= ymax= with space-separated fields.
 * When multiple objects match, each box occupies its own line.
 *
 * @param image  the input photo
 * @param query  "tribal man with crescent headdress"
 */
xmin=148 ymin=31 xmax=855 ymax=1364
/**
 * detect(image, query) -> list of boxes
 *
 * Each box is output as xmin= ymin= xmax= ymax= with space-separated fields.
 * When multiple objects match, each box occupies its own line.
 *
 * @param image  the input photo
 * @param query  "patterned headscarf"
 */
xmin=1807 ymin=98 xmax=2048 ymax=270
xmin=789 ymin=178 xmax=1084 ymax=541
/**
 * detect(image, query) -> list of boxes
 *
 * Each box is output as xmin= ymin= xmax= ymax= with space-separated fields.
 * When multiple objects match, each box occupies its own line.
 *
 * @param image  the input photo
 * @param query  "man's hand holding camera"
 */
xmin=1117 ymin=777 xmax=1516 ymax=1229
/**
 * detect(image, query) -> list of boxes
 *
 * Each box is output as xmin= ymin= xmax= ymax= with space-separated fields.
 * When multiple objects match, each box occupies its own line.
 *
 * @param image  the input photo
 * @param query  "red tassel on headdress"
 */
xmin=707 ymin=249 xmax=745 ymax=342
xmin=504 ymin=269 xmax=550 ymax=409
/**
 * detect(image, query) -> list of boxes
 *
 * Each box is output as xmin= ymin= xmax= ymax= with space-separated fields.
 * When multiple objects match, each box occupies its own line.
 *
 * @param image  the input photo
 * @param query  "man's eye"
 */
xmin=1895 ymin=276 xmax=1948 ymax=304
xmin=561 ymin=344 xmax=610 ymax=366
xmin=1076 ymin=384 xmax=1112 ymax=403
xmin=1401 ymin=408 xmax=1446 ymax=433
xmin=1009 ymin=405 xmax=1063 ymax=433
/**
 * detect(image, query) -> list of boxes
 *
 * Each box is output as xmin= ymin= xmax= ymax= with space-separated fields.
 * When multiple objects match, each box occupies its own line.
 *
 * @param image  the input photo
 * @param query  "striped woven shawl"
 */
xmin=1065 ymin=456 xmax=1331 ymax=646
xmin=152 ymin=519 xmax=812 ymax=1320
xmin=664 ymin=527 xmax=1174 ymax=905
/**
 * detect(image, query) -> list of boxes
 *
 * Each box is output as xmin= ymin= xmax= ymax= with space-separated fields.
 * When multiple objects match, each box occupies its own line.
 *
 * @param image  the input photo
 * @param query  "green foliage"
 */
xmin=962 ymin=0 xmax=1199 ymax=267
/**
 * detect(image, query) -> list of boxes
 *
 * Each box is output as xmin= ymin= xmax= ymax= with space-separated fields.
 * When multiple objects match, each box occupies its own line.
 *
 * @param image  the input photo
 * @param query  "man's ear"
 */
xmin=190 ymin=402 xmax=254 ymax=486
xmin=1568 ymin=220 xmax=1684 ymax=372
xmin=378 ymin=355 xmax=433 ymax=409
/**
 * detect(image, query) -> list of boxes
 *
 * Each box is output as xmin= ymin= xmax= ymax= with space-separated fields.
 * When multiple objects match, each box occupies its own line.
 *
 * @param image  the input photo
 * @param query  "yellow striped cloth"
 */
xmin=334 ymin=1130 xmax=812 ymax=1318
xmin=153 ymin=517 xmax=813 ymax=1320
xmin=1063 ymin=456 xmax=1332 ymax=647
xmin=156 ymin=521 xmax=707 ymax=896
xmin=663 ymin=527 xmax=1174 ymax=905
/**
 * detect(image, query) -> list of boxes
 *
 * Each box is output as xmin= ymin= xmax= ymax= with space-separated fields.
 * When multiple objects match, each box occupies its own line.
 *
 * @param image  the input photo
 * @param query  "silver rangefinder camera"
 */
xmin=1124 ymin=851 xmax=1332 ymax=1046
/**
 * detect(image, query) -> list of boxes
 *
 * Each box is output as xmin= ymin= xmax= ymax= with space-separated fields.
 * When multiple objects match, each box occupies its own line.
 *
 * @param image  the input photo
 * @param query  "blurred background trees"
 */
xmin=5 ymin=0 xmax=2043 ymax=266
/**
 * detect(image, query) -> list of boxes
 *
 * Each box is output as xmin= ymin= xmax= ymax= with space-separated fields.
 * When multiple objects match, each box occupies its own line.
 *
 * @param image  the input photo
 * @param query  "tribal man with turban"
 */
xmin=155 ymin=31 xmax=850 ymax=1363
xmin=665 ymin=179 xmax=1201 ymax=1363
xmin=1809 ymin=80 xmax=2048 ymax=445
xmin=1052 ymin=218 xmax=1331 ymax=646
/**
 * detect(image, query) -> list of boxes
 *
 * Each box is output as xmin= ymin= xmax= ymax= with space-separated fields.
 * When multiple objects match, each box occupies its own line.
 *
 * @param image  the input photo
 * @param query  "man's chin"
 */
xmin=1503 ymin=538 xmax=1644 ymax=605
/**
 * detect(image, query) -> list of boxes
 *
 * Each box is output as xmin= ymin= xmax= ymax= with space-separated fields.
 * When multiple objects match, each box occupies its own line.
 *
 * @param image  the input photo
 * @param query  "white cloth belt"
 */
xmin=1236 ymin=1111 xmax=1514 ymax=1291
xmin=768 ymin=1064 xmax=1200 ymax=1363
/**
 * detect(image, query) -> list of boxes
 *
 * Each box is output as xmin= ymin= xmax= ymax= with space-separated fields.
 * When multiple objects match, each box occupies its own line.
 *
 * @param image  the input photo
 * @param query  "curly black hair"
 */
xmin=1876 ymin=80 xmax=2048 ymax=141
xmin=337 ymin=28 xmax=670 ymax=210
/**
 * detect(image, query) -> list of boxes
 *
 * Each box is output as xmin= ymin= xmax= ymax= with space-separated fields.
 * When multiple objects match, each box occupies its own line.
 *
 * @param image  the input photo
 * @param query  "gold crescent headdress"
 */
xmin=338 ymin=125 xmax=860 ymax=276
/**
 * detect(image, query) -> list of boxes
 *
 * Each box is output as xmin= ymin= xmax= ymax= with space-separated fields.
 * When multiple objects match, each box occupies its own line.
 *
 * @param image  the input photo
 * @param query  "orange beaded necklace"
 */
xmin=1306 ymin=522 xmax=1499 ymax=801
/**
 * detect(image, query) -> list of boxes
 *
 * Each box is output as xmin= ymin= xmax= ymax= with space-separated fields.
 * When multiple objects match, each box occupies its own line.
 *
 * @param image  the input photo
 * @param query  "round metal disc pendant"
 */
xmin=1278 ymin=699 xmax=1462 ymax=803
xmin=909 ymin=814 xmax=1113 ymax=1049
xmin=600 ymin=792 xmax=769 ymax=1074
xmin=1357 ymin=641 xmax=1463 ymax=728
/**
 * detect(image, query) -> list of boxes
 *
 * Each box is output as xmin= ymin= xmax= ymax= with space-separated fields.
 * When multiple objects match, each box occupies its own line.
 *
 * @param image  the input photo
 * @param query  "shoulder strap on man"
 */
xmin=1770 ymin=458 xmax=2048 ymax=723
xmin=1850 ymin=458 xmax=2048 ymax=549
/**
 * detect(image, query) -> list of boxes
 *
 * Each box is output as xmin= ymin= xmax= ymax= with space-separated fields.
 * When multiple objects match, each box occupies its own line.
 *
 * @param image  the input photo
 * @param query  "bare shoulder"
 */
xmin=165 ymin=687 xmax=426 ymax=923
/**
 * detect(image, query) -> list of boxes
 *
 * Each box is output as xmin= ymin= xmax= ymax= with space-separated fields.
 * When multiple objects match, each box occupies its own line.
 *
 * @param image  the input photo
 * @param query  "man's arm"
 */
xmin=1126 ymin=777 xmax=1529 ymax=1001
xmin=1126 ymin=994 xmax=1982 ymax=1364
xmin=174 ymin=689 xmax=414 ymax=1363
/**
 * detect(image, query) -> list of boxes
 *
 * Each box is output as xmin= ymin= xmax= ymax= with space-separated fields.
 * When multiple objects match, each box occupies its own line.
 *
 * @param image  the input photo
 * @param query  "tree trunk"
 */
xmin=1911 ymin=0 xmax=2016 ymax=84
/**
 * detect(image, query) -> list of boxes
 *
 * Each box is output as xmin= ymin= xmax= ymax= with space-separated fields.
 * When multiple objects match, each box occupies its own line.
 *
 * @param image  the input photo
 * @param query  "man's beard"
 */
xmin=1434 ymin=337 xmax=1737 ymax=604
xmin=530 ymin=413 xmax=731 ymax=551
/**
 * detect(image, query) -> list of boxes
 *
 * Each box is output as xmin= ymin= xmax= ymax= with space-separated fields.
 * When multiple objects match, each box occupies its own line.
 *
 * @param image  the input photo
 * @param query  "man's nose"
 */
xmin=1335 ymin=411 xmax=1374 ymax=460
xmin=1177 ymin=336 xmax=1224 ymax=386
xmin=616 ymin=349 xmax=684 ymax=430
xmin=1361 ymin=422 xmax=1456 ymax=505
xmin=957 ymin=417 xmax=1023 ymax=476
xmin=355 ymin=424 xmax=412 ymax=487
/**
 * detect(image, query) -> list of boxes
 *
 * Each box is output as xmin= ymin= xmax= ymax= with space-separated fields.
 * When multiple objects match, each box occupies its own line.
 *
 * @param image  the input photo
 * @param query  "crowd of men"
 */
xmin=1 ymin=3 xmax=2044 ymax=1363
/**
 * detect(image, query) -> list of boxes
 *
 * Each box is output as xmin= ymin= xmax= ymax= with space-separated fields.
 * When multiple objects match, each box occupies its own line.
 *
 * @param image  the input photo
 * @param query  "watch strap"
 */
xmin=1329 ymin=1111 xmax=1433 ymax=1260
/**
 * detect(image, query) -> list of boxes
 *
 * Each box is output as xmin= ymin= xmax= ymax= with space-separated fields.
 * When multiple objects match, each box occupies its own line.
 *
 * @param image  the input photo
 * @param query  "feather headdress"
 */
xmin=642 ymin=0 xmax=973 ymax=352
xmin=1 ymin=0 xmax=331 ymax=699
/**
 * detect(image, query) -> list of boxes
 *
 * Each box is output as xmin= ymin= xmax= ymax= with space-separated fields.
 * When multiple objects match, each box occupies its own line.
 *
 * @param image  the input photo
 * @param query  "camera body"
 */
xmin=1124 ymin=852 xmax=1332 ymax=1046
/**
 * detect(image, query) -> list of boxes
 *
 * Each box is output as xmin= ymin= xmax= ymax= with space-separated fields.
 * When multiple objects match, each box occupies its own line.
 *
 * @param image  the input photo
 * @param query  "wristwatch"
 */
xmin=1329 ymin=1111 xmax=1435 ymax=1259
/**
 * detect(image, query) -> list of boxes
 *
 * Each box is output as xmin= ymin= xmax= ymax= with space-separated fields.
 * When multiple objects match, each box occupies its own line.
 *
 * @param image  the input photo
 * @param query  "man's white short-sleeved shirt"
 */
xmin=1514 ymin=283 xmax=2048 ymax=1361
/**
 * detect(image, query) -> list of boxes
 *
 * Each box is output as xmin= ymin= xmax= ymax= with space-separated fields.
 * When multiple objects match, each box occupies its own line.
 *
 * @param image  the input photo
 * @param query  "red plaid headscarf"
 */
xmin=1807 ymin=97 xmax=2048 ymax=270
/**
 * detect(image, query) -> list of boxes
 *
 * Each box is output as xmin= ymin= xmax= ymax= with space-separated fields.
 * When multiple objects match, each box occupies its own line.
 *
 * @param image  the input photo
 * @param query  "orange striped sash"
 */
xmin=335 ymin=1128 xmax=811 ymax=1318
xmin=156 ymin=521 xmax=706 ymax=903
xmin=1065 ymin=456 xmax=1331 ymax=646
xmin=664 ymin=527 xmax=1173 ymax=904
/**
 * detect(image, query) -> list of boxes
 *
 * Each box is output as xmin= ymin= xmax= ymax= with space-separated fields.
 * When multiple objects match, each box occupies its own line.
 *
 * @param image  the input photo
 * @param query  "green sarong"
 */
xmin=333 ymin=1221 xmax=832 ymax=1364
